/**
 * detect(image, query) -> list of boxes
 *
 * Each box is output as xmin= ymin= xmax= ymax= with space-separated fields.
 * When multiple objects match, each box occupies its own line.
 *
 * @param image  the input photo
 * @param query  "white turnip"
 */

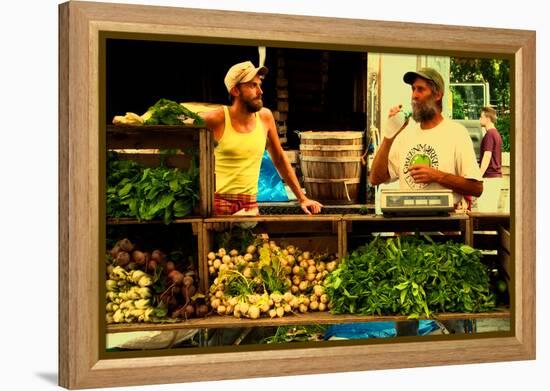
xmin=283 ymin=292 xmax=294 ymax=303
xmin=248 ymin=305 xmax=260 ymax=319
xmin=213 ymin=259 xmax=222 ymax=269
xmin=313 ymin=285 xmax=325 ymax=297
xmin=106 ymin=280 xmax=118 ymax=292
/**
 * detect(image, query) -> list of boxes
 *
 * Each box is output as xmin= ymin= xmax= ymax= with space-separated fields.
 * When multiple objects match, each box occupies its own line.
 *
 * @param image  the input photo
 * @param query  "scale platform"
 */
xmin=380 ymin=189 xmax=454 ymax=216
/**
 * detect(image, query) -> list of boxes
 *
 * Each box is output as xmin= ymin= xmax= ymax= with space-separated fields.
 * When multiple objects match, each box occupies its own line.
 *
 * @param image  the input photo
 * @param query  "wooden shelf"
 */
xmin=107 ymin=124 xmax=207 ymax=132
xmin=107 ymin=217 xmax=203 ymax=225
xmin=204 ymin=215 xmax=341 ymax=223
xmin=344 ymin=213 xmax=469 ymax=221
xmin=106 ymin=308 xmax=510 ymax=333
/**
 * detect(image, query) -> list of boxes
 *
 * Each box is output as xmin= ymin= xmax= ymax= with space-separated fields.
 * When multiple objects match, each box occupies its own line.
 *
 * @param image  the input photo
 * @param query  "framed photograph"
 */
xmin=59 ymin=1 xmax=535 ymax=389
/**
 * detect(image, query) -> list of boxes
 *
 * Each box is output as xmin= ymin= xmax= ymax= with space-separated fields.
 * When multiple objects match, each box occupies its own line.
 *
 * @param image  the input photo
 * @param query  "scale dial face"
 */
xmin=380 ymin=191 xmax=454 ymax=215
xmin=385 ymin=194 xmax=451 ymax=207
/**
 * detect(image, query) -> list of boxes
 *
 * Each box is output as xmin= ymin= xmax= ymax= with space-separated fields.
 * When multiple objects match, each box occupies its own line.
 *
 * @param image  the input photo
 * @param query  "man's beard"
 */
xmin=243 ymin=96 xmax=263 ymax=113
xmin=412 ymin=96 xmax=438 ymax=122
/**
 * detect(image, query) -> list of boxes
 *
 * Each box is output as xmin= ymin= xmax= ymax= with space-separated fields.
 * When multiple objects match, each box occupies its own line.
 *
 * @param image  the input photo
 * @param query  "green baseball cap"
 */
xmin=403 ymin=67 xmax=445 ymax=92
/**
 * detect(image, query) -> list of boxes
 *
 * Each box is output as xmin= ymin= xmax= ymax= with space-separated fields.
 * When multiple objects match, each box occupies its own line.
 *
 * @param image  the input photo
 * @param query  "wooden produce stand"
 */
xmin=107 ymin=212 xmax=510 ymax=337
xmin=105 ymin=126 xmax=511 ymax=343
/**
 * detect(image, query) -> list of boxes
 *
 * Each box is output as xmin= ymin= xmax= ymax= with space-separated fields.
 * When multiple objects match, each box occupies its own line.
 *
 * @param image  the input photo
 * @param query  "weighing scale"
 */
xmin=380 ymin=189 xmax=454 ymax=216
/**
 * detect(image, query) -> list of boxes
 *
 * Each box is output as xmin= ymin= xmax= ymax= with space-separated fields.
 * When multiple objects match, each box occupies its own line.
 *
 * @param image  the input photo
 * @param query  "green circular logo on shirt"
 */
xmin=410 ymin=153 xmax=432 ymax=166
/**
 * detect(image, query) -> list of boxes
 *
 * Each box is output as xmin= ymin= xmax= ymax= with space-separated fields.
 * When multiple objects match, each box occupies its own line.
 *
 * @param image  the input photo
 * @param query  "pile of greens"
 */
xmin=106 ymin=151 xmax=199 ymax=224
xmin=143 ymin=98 xmax=205 ymax=126
xmin=325 ymin=235 xmax=496 ymax=318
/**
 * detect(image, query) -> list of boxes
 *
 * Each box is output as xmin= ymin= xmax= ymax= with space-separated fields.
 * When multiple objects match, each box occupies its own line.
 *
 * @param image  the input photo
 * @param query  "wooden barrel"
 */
xmin=299 ymin=131 xmax=364 ymax=204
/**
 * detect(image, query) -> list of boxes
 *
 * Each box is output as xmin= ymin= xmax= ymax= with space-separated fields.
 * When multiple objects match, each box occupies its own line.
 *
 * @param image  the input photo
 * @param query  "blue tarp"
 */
xmin=323 ymin=320 xmax=439 ymax=340
xmin=257 ymin=150 xmax=289 ymax=202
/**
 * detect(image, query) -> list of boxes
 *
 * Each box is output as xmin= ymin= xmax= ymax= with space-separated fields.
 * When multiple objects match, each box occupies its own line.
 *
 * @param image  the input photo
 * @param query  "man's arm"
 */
xmin=262 ymin=109 xmax=322 ymax=214
xmin=199 ymin=109 xmax=224 ymax=140
xmin=479 ymin=151 xmax=492 ymax=177
xmin=408 ymin=165 xmax=483 ymax=197
xmin=369 ymin=137 xmax=395 ymax=185
xmin=369 ymin=105 xmax=408 ymax=185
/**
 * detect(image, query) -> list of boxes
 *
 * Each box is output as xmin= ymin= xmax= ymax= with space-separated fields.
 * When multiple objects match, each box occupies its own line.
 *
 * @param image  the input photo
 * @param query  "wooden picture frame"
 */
xmin=59 ymin=1 xmax=535 ymax=389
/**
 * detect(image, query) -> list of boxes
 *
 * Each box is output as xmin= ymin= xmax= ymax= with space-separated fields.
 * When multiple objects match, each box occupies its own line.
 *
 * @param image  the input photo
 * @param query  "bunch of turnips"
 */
xmin=207 ymin=239 xmax=339 ymax=319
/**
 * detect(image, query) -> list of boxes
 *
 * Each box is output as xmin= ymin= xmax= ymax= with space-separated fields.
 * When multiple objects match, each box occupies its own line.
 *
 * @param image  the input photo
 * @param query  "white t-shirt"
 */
xmin=388 ymin=118 xmax=482 ymax=205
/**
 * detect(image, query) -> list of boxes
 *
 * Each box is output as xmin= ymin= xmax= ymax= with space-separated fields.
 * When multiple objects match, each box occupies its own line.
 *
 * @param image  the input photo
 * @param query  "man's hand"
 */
xmin=299 ymin=197 xmax=323 ymax=214
xmin=382 ymin=105 xmax=408 ymax=139
xmin=408 ymin=164 xmax=444 ymax=184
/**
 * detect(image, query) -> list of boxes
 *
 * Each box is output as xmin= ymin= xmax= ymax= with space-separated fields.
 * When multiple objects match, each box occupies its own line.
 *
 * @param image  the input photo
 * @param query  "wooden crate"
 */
xmin=202 ymin=215 xmax=342 ymax=266
xmin=107 ymin=125 xmax=213 ymax=217
xmin=342 ymin=213 xmax=472 ymax=255
xmin=468 ymin=211 xmax=511 ymax=274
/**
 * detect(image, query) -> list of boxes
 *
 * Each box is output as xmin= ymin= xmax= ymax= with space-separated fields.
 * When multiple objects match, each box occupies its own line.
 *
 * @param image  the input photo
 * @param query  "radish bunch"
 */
xmin=106 ymin=238 xmax=208 ymax=324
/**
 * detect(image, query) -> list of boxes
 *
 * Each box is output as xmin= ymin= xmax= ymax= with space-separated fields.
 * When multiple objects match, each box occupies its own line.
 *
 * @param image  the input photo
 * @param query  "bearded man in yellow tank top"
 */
xmin=201 ymin=61 xmax=323 ymax=216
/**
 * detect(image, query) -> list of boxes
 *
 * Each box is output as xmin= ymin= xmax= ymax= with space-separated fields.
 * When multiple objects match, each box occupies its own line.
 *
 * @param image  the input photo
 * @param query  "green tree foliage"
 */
xmin=450 ymin=86 xmax=466 ymax=119
xmin=450 ymin=58 xmax=511 ymax=152
xmin=451 ymin=58 xmax=510 ymax=109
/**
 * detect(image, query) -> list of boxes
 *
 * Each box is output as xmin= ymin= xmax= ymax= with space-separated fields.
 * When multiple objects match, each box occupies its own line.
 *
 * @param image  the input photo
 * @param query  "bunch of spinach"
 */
xmin=106 ymin=151 xmax=199 ymax=224
xmin=325 ymin=235 xmax=496 ymax=319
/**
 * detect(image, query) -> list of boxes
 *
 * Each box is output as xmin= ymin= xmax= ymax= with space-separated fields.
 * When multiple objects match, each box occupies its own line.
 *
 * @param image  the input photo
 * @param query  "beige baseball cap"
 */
xmin=224 ymin=61 xmax=268 ymax=92
xmin=403 ymin=67 xmax=445 ymax=92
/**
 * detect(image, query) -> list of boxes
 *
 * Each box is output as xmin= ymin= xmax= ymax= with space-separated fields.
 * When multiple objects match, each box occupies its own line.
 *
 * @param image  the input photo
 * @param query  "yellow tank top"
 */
xmin=214 ymin=106 xmax=267 ymax=195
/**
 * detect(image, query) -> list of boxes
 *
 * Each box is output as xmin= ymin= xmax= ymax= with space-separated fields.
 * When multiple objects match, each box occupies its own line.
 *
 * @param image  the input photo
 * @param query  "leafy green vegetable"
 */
xmin=106 ymin=151 xmax=199 ymax=223
xmin=325 ymin=235 xmax=496 ymax=318
xmin=261 ymin=325 xmax=327 ymax=344
xmin=143 ymin=98 xmax=205 ymax=126
xmin=258 ymin=246 xmax=290 ymax=294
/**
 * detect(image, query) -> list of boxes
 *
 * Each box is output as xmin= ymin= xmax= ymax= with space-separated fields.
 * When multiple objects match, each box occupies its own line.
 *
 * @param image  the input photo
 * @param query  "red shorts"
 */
xmin=213 ymin=193 xmax=258 ymax=215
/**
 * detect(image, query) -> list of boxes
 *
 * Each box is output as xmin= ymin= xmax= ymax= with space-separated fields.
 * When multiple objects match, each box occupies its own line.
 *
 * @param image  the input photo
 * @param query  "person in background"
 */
xmin=475 ymin=106 xmax=503 ymax=212
xmin=201 ymin=61 xmax=323 ymax=216
xmin=368 ymin=67 xmax=483 ymax=336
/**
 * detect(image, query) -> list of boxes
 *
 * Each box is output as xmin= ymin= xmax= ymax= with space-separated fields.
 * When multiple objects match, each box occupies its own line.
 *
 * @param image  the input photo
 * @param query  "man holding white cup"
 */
xmin=369 ymin=67 xmax=483 ymax=211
